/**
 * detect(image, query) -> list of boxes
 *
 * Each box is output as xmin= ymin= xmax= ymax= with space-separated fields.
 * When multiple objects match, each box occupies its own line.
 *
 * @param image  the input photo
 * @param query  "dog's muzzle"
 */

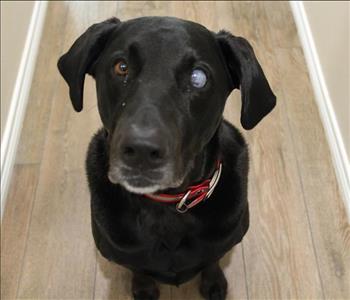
xmin=107 ymin=120 xmax=180 ymax=193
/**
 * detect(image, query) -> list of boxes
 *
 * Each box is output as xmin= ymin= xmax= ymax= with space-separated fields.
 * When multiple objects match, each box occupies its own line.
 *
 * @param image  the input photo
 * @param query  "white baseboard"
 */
xmin=0 ymin=1 xmax=48 ymax=219
xmin=290 ymin=1 xmax=350 ymax=221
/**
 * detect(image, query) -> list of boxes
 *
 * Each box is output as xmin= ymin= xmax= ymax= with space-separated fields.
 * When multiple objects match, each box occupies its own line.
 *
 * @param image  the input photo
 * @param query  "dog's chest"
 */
xmin=93 ymin=193 xmax=247 ymax=282
xmin=136 ymin=206 xmax=198 ymax=252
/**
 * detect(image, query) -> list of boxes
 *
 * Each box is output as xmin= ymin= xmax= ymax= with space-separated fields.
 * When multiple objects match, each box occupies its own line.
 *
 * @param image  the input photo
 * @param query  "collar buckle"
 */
xmin=176 ymin=190 xmax=191 ymax=213
xmin=205 ymin=162 xmax=222 ymax=199
xmin=175 ymin=163 xmax=222 ymax=213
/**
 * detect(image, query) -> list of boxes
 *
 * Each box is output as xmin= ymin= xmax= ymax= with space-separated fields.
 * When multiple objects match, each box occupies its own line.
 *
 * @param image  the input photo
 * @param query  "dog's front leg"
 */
xmin=132 ymin=271 xmax=160 ymax=300
xmin=199 ymin=261 xmax=228 ymax=300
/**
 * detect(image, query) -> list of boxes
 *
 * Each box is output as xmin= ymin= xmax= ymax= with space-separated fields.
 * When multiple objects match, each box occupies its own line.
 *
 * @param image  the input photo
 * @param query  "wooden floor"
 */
xmin=1 ymin=1 xmax=350 ymax=299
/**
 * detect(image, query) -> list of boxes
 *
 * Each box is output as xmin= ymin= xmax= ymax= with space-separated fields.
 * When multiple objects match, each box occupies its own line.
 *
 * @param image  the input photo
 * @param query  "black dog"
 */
xmin=58 ymin=17 xmax=276 ymax=300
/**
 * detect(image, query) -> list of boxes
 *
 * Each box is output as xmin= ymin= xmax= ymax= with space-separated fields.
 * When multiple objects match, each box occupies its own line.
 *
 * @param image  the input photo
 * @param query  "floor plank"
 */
xmin=16 ymin=2 xmax=117 ymax=298
xmin=276 ymin=47 xmax=350 ymax=299
xmin=1 ymin=164 xmax=40 ymax=300
xmin=94 ymin=253 xmax=133 ymax=300
xmin=16 ymin=2 xmax=69 ymax=165
xmin=16 ymin=94 xmax=97 ymax=298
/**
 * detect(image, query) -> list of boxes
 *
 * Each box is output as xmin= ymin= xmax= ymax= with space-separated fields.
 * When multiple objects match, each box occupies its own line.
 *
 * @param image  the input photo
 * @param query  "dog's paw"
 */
xmin=132 ymin=273 xmax=160 ymax=300
xmin=199 ymin=264 xmax=228 ymax=300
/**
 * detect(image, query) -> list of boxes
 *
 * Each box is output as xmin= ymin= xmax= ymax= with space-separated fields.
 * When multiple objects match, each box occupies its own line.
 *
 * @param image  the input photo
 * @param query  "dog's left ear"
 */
xmin=216 ymin=30 xmax=276 ymax=129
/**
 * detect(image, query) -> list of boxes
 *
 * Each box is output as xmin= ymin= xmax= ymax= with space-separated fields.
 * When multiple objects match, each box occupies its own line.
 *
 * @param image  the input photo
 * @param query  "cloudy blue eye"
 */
xmin=191 ymin=68 xmax=207 ymax=88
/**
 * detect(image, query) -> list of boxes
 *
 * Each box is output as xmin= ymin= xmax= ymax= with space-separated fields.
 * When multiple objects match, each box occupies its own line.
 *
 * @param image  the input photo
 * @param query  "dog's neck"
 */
xmin=160 ymin=126 xmax=221 ymax=195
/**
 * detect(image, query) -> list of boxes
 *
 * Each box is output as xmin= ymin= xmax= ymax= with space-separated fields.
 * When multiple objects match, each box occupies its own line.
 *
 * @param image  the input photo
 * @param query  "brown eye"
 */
xmin=114 ymin=60 xmax=128 ymax=76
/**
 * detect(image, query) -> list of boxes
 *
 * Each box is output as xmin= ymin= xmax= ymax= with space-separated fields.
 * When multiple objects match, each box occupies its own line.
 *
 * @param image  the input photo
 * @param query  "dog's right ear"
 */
xmin=57 ymin=18 xmax=120 ymax=112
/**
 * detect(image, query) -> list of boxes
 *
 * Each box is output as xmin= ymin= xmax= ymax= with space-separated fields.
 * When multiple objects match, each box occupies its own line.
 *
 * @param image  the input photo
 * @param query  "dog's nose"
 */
xmin=119 ymin=126 xmax=168 ymax=169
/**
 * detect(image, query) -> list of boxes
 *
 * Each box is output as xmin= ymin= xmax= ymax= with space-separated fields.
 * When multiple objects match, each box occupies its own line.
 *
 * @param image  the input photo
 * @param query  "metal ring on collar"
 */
xmin=176 ymin=190 xmax=191 ymax=213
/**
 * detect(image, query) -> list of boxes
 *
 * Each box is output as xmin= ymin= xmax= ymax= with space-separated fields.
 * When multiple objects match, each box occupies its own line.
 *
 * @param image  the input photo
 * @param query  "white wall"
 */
xmin=290 ymin=1 xmax=350 ymax=219
xmin=1 ymin=1 xmax=35 ymax=138
xmin=302 ymin=1 xmax=350 ymax=161
xmin=1 ymin=1 xmax=47 ymax=219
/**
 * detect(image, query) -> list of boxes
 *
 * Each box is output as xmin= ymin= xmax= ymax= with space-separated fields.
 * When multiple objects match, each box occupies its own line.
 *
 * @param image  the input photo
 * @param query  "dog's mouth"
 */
xmin=115 ymin=175 xmax=163 ymax=194
xmin=108 ymin=164 xmax=185 ymax=194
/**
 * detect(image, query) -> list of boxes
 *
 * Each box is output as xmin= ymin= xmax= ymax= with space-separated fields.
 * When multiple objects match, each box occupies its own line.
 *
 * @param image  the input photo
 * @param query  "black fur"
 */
xmin=86 ymin=121 xmax=249 ymax=286
xmin=58 ymin=16 xmax=275 ymax=299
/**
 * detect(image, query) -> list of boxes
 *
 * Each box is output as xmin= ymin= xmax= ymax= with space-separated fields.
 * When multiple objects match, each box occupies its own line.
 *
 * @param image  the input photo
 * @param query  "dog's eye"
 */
xmin=191 ymin=69 xmax=207 ymax=88
xmin=114 ymin=60 xmax=128 ymax=76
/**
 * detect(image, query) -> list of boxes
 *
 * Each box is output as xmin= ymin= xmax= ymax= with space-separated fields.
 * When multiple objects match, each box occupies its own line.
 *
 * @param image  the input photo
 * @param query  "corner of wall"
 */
xmin=289 ymin=1 xmax=350 ymax=222
xmin=0 ymin=1 xmax=48 ymax=220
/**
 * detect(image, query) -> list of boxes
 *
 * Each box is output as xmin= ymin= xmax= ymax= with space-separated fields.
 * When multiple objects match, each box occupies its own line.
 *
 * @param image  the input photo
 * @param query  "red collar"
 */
xmin=143 ymin=162 xmax=222 ymax=213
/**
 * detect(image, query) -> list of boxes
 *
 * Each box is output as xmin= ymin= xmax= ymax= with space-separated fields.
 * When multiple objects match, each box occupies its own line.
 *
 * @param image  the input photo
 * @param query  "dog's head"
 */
xmin=58 ymin=17 xmax=276 ymax=194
